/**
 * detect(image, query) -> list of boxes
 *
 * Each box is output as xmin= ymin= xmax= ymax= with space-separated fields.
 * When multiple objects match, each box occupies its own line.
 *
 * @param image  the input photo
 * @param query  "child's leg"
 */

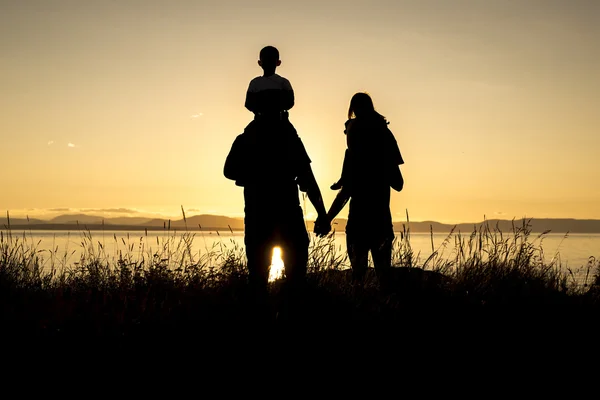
xmin=244 ymin=119 xmax=257 ymax=133
xmin=283 ymin=118 xmax=299 ymax=138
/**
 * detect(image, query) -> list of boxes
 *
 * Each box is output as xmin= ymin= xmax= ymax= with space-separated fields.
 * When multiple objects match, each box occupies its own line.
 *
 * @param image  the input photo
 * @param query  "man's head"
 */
xmin=258 ymin=46 xmax=281 ymax=72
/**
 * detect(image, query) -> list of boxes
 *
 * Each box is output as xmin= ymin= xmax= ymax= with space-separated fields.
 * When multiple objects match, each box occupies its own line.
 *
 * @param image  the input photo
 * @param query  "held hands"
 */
xmin=313 ymin=215 xmax=332 ymax=238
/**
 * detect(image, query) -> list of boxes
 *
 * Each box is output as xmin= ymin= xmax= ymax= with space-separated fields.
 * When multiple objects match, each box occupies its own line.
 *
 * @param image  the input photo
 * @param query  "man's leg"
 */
xmin=279 ymin=218 xmax=310 ymax=320
xmin=246 ymin=241 xmax=271 ymax=293
xmin=281 ymin=234 xmax=309 ymax=289
xmin=278 ymin=208 xmax=309 ymax=287
xmin=245 ymin=234 xmax=273 ymax=321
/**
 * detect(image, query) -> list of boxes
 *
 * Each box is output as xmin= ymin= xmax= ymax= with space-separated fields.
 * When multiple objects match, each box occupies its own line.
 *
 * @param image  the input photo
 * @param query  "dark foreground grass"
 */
xmin=1 ymin=217 xmax=600 ymax=338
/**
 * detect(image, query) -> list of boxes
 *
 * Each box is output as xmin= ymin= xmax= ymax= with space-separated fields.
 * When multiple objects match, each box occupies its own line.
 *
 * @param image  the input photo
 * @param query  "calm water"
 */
xmin=3 ymin=229 xmax=599 ymax=278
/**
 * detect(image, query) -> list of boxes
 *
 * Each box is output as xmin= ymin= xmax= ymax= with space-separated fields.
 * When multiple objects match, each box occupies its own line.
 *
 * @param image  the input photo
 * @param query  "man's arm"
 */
xmin=297 ymin=163 xmax=331 ymax=236
xmin=293 ymin=136 xmax=331 ymax=236
xmin=224 ymin=135 xmax=246 ymax=182
xmin=298 ymin=164 xmax=327 ymax=219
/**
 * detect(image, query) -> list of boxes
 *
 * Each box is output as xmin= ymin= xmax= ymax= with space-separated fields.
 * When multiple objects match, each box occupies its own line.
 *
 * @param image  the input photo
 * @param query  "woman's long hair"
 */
xmin=347 ymin=92 xmax=387 ymax=122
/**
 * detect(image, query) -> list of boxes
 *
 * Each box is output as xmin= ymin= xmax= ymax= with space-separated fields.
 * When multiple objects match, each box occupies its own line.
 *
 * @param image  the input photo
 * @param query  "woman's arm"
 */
xmin=326 ymin=186 xmax=351 ymax=222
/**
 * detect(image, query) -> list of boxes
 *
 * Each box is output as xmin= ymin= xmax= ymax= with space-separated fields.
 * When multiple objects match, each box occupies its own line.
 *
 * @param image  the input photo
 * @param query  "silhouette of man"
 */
xmin=224 ymin=121 xmax=331 ymax=314
xmin=224 ymin=112 xmax=330 ymax=319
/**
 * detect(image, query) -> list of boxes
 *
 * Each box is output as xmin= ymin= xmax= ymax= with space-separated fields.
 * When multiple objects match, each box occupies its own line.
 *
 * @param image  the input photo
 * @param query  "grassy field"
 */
xmin=1 ymin=216 xmax=599 ymax=337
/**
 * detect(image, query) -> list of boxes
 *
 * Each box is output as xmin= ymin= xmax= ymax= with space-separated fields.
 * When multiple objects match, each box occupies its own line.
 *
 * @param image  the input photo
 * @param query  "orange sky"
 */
xmin=1 ymin=0 xmax=599 ymax=223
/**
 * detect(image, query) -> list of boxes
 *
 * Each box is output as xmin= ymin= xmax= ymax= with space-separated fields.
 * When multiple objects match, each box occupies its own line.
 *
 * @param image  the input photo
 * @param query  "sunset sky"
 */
xmin=1 ymin=0 xmax=599 ymax=224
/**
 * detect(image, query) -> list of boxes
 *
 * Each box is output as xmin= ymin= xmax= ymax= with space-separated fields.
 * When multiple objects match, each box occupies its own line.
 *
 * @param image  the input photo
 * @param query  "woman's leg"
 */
xmin=371 ymin=235 xmax=394 ymax=290
xmin=346 ymin=234 xmax=369 ymax=283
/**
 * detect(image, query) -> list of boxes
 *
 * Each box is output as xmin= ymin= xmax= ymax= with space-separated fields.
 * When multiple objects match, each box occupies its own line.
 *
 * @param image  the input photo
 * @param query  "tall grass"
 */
xmin=1 ymin=212 xmax=600 ymax=334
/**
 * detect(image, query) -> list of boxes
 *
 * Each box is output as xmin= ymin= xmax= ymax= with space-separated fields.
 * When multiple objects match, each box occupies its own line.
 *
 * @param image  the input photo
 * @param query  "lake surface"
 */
xmin=2 ymin=229 xmax=599 ymax=284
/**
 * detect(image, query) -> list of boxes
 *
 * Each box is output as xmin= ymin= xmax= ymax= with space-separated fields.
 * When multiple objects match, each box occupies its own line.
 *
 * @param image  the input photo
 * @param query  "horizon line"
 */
xmin=4 ymin=213 xmax=600 ymax=225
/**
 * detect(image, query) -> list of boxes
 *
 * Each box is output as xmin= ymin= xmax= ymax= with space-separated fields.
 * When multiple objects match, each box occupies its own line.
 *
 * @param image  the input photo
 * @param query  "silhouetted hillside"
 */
xmin=396 ymin=219 xmax=600 ymax=234
xmin=47 ymin=214 xmax=153 ymax=225
xmin=3 ymin=213 xmax=600 ymax=233
xmin=49 ymin=214 xmax=106 ymax=224
xmin=161 ymin=214 xmax=245 ymax=230
xmin=1 ymin=217 xmax=46 ymax=226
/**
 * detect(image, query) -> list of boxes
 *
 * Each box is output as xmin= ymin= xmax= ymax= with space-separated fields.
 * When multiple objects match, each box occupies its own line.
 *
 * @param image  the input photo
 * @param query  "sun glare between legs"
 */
xmin=268 ymin=246 xmax=284 ymax=282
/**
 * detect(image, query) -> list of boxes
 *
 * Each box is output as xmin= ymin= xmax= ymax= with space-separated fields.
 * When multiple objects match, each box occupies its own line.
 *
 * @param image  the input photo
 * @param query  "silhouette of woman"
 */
xmin=323 ymin=92 xmax=404 ymax=287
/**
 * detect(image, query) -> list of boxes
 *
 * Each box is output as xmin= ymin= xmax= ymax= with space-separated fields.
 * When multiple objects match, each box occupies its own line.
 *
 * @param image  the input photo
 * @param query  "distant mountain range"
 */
xmin=3 ymin=213 xmax=600 ymax=234
xmin=0 ymin=213 xmax=245 ymax=231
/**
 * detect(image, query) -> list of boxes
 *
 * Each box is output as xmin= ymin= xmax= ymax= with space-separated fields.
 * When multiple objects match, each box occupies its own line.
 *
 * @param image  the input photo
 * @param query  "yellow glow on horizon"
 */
xmin=2 ymin=2 xmax=600 ymax=222
xmin=268 ymin=247 xmax=284 ymax=282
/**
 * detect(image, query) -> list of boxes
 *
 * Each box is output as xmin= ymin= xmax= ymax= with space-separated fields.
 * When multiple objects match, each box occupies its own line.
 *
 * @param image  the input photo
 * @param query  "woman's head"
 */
xmin=348 ymin=92 xmax=385 ymax=121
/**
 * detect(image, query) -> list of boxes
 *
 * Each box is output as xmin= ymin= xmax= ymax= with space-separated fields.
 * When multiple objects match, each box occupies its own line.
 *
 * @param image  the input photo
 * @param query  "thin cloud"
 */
xmin=81 ymin=208 xmax=141 ymax=214
xmin=48 ymin=208 xmax=72 ymax=212
xmin=47 ymin=140 xmax=54 ymax=146
xmin=67 ymin=143 xmax=76 ymax=148
xmin=190 ymin=113 xmax=204 ymax=118
xmin=187 ymin=208 xmax=200 ymax=212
